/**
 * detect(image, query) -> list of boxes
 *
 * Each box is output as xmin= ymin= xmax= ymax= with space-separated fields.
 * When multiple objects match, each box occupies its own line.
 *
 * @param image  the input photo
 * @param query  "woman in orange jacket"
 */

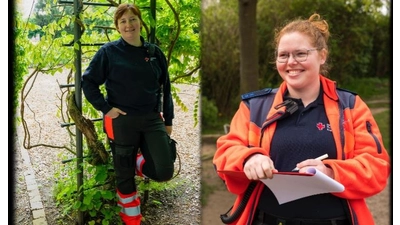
xmin=213 ymin=13 xmax=390 ymax=225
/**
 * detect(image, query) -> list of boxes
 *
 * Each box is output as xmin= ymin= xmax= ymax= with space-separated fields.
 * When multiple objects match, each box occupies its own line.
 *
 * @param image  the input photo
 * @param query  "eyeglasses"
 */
xmin=276 ymin=48 xmax=319 ymax=63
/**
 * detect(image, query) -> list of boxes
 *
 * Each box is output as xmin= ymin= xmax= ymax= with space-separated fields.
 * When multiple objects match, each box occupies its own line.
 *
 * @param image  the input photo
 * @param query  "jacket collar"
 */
xmin=278 ymin=75 xmax=339 ymax=101
xmin=320 ymin=75 xmax=339 ymax=101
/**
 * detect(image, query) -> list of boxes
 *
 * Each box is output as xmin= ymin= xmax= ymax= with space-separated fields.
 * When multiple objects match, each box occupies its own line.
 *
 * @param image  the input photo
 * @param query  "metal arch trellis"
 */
xmin=58 ymin=0 xmax=157 ymax=224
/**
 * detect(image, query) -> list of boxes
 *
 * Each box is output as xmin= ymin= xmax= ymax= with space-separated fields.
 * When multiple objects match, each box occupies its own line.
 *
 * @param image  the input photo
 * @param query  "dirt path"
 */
xmin=201 ymin=135 xmax=236 ymax=225
xmin=201 ymin=108 xmax=391 ymax=225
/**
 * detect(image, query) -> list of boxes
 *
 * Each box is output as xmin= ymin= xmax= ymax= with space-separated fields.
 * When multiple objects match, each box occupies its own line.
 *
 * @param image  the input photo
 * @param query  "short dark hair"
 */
xmin=114 ymin=3 xmax=143 ymax=30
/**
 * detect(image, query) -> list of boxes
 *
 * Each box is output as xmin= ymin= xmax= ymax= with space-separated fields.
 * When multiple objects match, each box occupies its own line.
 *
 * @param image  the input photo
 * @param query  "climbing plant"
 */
xmin=15 ymin=0 xmax=200 ymax=223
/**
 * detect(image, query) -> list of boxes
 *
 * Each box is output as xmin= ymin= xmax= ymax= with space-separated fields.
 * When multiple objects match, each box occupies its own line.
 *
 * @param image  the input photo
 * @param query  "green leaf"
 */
xmin=101 ymin=190 xmax=114 ymax=200
xmin=83 ymin=194 xmax=93 ymax=205
xmin=73 ymin=201 xmax=81 ymax=210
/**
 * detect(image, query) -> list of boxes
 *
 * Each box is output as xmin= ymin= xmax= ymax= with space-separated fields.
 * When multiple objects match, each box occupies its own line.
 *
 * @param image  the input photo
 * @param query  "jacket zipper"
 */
xmin=366 ymin=121 xmax=382 ymax=154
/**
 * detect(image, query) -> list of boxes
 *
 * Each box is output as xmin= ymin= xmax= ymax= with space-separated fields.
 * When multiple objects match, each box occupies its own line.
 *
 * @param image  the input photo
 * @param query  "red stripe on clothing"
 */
xmin=104 ymin=116 xmax=114 ymax=140
xmin=117 ymin=189 xmax=142 ymax=224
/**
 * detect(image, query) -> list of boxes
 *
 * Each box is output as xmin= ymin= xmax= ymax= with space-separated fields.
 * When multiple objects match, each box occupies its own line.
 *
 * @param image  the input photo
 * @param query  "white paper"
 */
xmin=260 ymin=168 xmax=345 ymax=204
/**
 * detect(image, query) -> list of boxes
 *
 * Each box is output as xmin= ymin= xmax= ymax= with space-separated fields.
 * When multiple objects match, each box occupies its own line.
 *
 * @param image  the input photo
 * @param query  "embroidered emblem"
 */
xmin=316 ymin=122 xmax=325 ymax=131
xmin=144 ymin=57 xmax=150 ymax=62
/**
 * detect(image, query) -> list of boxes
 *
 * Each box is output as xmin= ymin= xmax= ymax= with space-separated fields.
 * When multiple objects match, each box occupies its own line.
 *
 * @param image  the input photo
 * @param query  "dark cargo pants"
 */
xmin=104 ymin=112 xmax=174 ymax=194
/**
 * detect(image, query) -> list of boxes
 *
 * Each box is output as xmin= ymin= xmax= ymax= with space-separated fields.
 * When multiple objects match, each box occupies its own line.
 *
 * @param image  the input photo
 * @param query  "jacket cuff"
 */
xmin=100 ymin=105 xmax=113 ymax=115
xmin=164 ymin=118 xmax=173 ymax=126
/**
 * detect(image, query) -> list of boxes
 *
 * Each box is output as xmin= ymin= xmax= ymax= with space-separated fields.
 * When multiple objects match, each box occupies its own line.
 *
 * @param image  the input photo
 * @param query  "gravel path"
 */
xmin=13 ymin=70 xmax=201 ymax=225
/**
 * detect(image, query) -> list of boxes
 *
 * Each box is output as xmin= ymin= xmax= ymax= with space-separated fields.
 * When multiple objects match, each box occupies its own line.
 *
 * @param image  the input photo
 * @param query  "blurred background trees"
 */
xmin=201 ymin=0 xmax=391 ymax=132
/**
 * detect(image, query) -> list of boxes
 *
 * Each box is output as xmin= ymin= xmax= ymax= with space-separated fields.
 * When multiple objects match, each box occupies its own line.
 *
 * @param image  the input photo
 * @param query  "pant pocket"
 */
xmin=115 ymin=145 xmax=135 ymax=169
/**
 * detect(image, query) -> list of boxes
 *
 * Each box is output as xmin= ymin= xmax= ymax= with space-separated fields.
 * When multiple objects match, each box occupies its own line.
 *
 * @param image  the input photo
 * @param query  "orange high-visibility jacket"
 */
xmin=213 ymin=75 xmax=391 ymax=225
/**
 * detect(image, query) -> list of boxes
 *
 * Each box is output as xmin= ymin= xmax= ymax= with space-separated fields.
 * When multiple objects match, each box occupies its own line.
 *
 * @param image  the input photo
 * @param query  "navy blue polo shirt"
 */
xmin=257 ymin=88 xmax=348 ymax=219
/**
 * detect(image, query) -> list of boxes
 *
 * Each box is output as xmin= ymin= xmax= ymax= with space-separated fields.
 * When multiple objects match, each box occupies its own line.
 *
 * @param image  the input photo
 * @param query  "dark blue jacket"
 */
xmin=81 ymin=36 xmax=174 ymax=125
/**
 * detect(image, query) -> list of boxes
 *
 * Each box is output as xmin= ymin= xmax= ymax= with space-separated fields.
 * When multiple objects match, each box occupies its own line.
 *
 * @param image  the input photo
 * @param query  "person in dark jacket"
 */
xmin=81 ymin=3 xmax=174 ymax=225
xmin=213 ymin=13 xmax=390 ymax=225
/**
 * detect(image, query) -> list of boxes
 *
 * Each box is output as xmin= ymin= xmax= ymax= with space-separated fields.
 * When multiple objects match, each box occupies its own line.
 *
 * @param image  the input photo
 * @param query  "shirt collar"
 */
xmin=119 ymin=36 xmax=146 ymax=48
xmin=283 ymin=85 xmax=324 ymax=107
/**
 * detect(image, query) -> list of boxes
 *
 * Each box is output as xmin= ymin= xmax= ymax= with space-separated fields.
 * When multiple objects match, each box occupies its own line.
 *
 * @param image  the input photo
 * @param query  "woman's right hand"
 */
xmin=243 ymin=154 xmax=278 ymax=180
xmin=106 ymin=107 xmax=127 ymax=119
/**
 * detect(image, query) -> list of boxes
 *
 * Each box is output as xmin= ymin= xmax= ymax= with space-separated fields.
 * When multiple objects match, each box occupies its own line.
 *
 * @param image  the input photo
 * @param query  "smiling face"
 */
xmin=116 ymin=10 xmax=141 ymax=45
xmin=276 ymin=32 xmax=326 ymax=93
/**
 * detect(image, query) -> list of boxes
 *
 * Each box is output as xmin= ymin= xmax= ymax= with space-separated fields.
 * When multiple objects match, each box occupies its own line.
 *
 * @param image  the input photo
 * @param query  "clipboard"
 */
xmin=217 ymin=170 xmax=313 ymax=178
xmin=218 ymin=168 xmax=344 ymax=204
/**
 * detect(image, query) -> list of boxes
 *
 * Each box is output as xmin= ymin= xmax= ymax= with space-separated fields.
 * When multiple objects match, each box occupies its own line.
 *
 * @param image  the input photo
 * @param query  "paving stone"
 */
xmin=25 ymin=173 xmax=36 ymax=181
xmin=28 ymin=188 xmax=41 ymax=198
xmin=32 ymin=209 xmax=46 ymax=219
xmin=32 ymin=217 xmax=47 ymax=225
xmin=26 ymin=183 xmax=38 ymax=192
xmin=30 ymin=199 xmax=44 ymax=210
xmin=29 ymin=193 xmax=42 ymax=203
xmin=25 ymin=175 xmax=38 ymax=186
xmin=16 ymin=112 xmax=48 ymax=224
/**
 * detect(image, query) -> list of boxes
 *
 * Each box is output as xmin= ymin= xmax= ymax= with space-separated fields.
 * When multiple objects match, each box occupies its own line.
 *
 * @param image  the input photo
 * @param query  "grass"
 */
xmin=202 ymin=120 xmax=230 ymax=135
xmin=374 ymin=110 xmax=391 ymax=156
xmin=339 ymin=77 xmax=390 ymax=100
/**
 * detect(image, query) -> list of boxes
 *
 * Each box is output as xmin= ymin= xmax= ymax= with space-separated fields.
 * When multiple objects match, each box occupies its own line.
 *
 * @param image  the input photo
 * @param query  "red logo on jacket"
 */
xmin=316 ymin=122 xmax=326 ymax=131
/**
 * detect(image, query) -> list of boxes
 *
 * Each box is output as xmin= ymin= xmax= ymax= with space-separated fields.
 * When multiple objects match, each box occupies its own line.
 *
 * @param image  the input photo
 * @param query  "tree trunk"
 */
xmin=67 ymin=91 xmax=109 ymax=165
xmin=238 ymin=0 xmax=259 ymax=94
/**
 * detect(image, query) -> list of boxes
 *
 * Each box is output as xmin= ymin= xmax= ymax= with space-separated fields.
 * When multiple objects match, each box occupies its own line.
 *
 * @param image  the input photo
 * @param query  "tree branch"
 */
xmin=66 ymin=91 xmax=109 ymax=165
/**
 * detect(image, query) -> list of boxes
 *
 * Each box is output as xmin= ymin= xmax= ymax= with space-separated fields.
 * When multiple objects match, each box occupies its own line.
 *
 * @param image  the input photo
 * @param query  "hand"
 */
xmin=105 ymin=107 xmax=126 ymax=119
xmin=243 ymin=154 xmax=278 ymax=180
xmin=295 ymin=159 xmax=334 ymax=178
xmin=165 ymin=126 xmax=172 ymax=136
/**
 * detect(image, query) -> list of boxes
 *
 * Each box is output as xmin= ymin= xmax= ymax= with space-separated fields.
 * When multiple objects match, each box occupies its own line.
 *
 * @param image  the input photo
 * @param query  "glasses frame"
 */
xmin=275 ymin=48 xmax=319 ymax=63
